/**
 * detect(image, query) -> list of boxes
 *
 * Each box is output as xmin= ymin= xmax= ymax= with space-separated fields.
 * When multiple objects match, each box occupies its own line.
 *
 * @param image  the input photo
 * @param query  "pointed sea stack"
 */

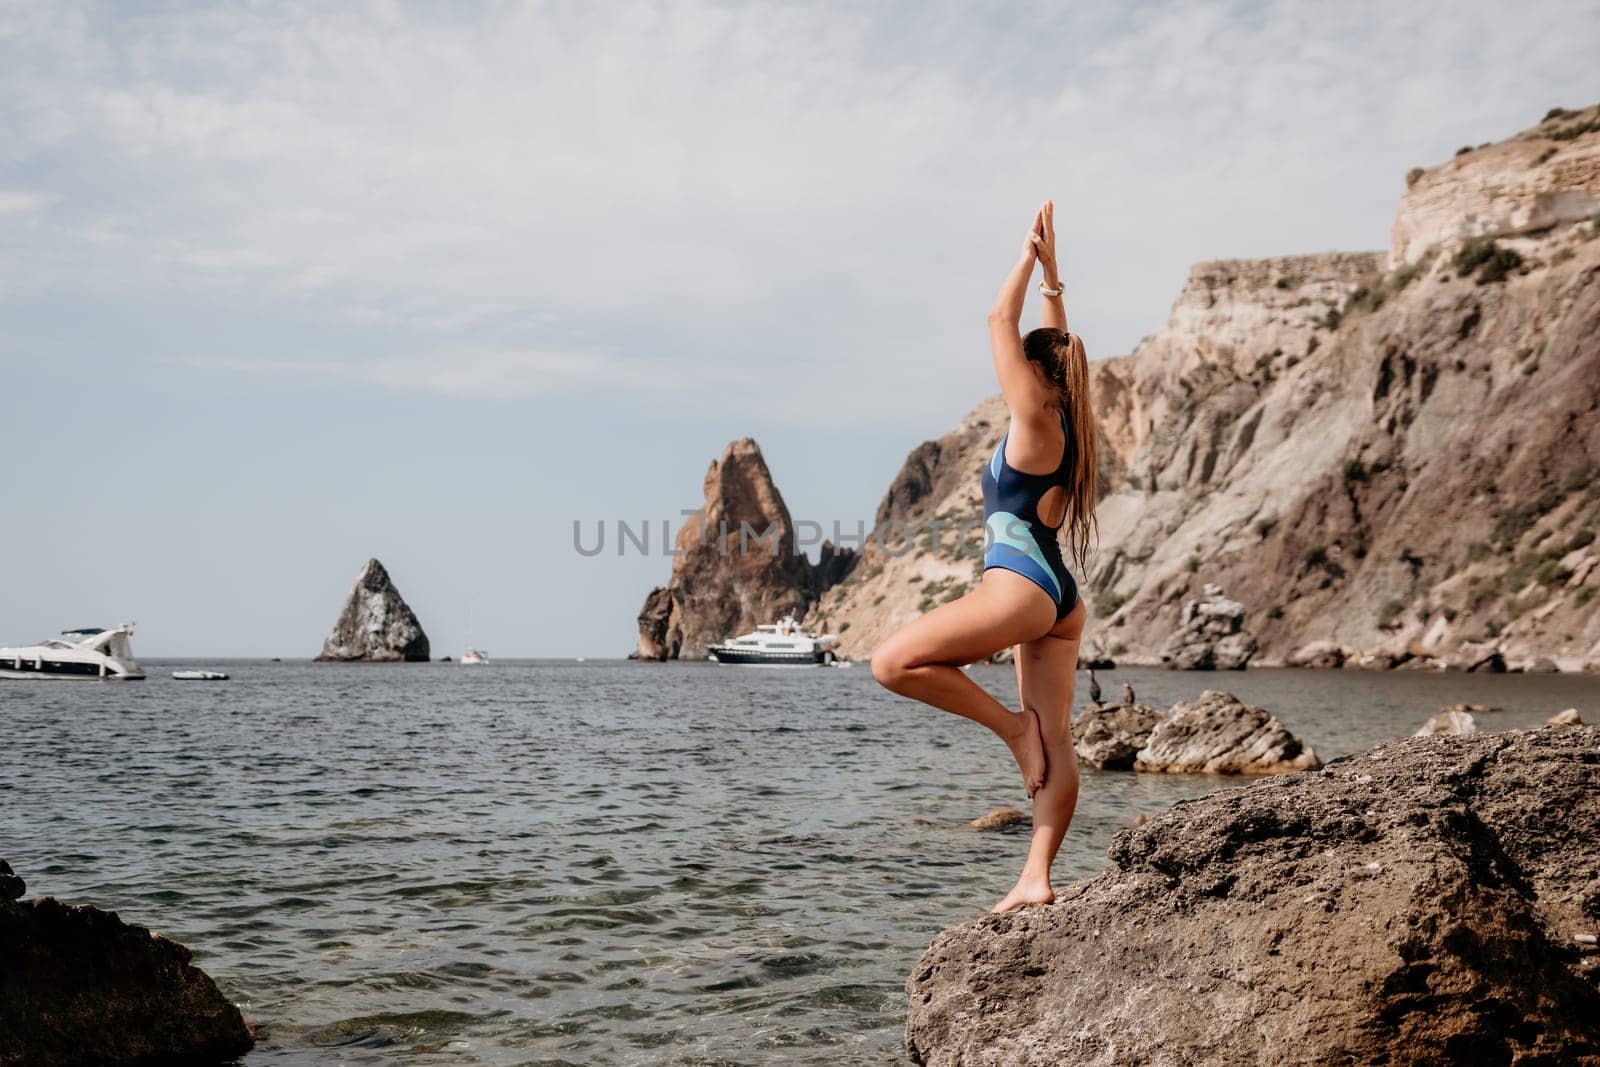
xmin=636 ymin=438 xmax=855 ymax=660
xmin=315 ymin=558 xmax=431 ymax=662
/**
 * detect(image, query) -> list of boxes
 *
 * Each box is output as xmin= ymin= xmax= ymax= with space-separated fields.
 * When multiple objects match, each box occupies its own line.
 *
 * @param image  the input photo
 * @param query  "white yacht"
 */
xmin=460 ymin=648 xmax=489 ymax=666
xmin=707 ymin=616 xmax=837 ymax=666
xmin=0 ymin=625 xmax=146 ymax=680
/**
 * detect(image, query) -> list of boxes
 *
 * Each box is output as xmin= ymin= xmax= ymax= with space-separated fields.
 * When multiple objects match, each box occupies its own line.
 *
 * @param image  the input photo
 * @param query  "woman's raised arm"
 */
xmin=988 ymin=205 xmax=1055 ymax=417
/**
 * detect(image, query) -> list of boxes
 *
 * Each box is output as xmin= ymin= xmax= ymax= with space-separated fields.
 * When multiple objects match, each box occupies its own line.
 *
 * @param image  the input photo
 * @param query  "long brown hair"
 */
xmin=1023 ymin=327 xmax=1098 ymax=568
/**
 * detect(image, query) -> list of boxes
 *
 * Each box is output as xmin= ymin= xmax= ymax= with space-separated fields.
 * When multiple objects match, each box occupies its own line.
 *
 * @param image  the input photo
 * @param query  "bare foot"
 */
xmin=991 ymin=877 xmax=1054 ymax=914
xmin=1005 ymin=708 xmax=1046 ymax=798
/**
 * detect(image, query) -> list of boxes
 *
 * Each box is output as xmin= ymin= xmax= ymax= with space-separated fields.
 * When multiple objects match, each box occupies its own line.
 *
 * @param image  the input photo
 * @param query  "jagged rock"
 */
xmin=1159 ymin=584 xmax=1257 ymax=670
xmin=1525 ymin=656 xmax=1560 ymax=673
xmin=968 ymin=807 xmax=1028 ymax=831
xmin=1288 ymin=640 xmax=1348 ymax=669
xmin=1133 ymin=690 xmax=1320 ymax=774
xmin=1548 ymin=708 xmax=1583 ymax=726
xmin=0 ymin=861 xmax=254 ymax=1065
xmin=1417 ymin=709 xmax=1477 ymax=736
xmin=315 ymin=558 xmax=430 ymax=662
xmin=905 ymin=727 xmax=1600 ymax=1066
xmin=0 ymin=860 xmax=22 ymax=901
xmin=635 ymin=585 xmax=679 ymax=661
xmin=1072 ymin=703 xmax=1168 ymax=770
xmin=634 ymin=439 xmax=853 ymax=661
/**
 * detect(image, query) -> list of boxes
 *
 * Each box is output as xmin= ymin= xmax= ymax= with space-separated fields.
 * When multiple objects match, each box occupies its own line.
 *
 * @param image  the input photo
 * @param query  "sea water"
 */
xmin=2 ymin=661 xmax=1594 ymax=1064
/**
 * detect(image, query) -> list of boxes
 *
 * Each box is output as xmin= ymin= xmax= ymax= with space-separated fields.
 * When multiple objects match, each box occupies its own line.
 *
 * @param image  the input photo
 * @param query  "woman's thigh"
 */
xmin=1015 ymin=599 xmax=1087 ymax=744
xmin=876 ymin=569 xmax=1057 ymax=669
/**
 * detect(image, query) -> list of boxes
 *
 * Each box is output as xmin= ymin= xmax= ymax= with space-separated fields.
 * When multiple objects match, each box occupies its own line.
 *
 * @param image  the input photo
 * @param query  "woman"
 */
xmin=872 ymin=200 xmax=1097 ymax=914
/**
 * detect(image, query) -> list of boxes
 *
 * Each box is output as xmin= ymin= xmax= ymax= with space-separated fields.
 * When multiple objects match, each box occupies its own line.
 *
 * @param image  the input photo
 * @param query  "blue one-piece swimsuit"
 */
xmin=981 ymin=411 xmax=1080 ymax=621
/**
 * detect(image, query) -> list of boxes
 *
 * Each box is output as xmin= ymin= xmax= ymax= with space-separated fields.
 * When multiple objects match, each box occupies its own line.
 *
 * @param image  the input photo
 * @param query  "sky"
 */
xmin=3 ymin=0 xmax=1598 ymax=658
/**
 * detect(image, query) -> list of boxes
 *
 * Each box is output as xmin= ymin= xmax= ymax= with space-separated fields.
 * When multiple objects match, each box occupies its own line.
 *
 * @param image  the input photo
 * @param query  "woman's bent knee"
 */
xmin=871 ymin=649 xmax=911 ymax=693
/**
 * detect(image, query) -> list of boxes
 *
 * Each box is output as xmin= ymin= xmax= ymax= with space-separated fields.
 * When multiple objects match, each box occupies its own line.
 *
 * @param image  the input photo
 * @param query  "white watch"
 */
xmin=1039 ymin=280 xmax=1064 ymax=297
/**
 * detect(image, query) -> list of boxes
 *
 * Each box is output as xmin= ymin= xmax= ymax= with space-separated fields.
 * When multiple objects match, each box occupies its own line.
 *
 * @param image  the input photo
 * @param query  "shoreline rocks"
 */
xmin=1134 ymin=690 xmax=1321 ymax=774
xmin=1072 ymin=702 xmax=1168 ymax=770
xmin=1416 ymin=709 xmax=1478 ymax=735
xmin=315 ymin=558 xmax=430 ymax=662
xmin=906 ymin=726 xmax=1600 ymax=1065
xmin=0 ymin=859 xmax=254 ymax=1065
xmin=1159 ymin=584 xmax=1257 ymax=671
xmin=1072 ymin=691 xmax=1320 ymax=775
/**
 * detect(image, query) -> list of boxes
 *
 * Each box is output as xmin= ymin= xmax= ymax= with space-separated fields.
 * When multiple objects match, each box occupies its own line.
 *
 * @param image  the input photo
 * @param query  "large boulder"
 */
xmin=315 ymin=558 xmax=430 ymax=662
xmin=1072 ymin=703 xmax=1168 ymax=770
xmin=1133 ymin=690 xmax=1321 ymax=774
xmin=1159 ymin=584 xmax=1258 ymax=670
xmin=0 ymin=861 xmax=254 ymax=1065
xmin=906 ymin=727 xmax=1600 ymax=1066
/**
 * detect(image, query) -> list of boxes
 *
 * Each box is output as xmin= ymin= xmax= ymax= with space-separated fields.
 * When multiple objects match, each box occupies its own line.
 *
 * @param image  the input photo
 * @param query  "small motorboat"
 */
xmin=707 ymin=616 xmax=837 ymax=666
xmin=172 ymin=670 xmax=229 ymax=681
xmin=461 ymin=648 xmax=489 ymax=666
xmin=0 ymin=625 xmax=145 ymax=680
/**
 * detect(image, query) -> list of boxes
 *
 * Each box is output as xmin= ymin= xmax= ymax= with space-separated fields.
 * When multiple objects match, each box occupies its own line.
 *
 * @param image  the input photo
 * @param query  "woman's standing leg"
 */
xmin=872 ymin=570 xmax=1057 ymax=795
xmin=992 ymin=598 xmax=1086 ymax=912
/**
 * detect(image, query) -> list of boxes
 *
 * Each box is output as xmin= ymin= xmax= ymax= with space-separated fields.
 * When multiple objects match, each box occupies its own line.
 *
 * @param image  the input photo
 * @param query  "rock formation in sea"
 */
xmin=1071 ymin=702 xmax=1167 ymax=770
xmin=0 ymin=857 xmax=254 ymax=1065
xmin=1071 ymin=691 xmax=1319 ymax=775
xmin=906 ymin=726 xmax=1600 ymax=1065
xmin=807 ymin=104 xmax=1600 ymax=669
xmin=1133 ymin=690 xmax=1321 ymax=774
xmin=635 ymin=438 xmax=856 ymax=660
xmin=1417 ymin=708 xmax=1478 ymax=735
xmin=315 ymin=558 xmax=431 ymax=662
xmin=1158 ymin=583 xmax=1257 ymax=669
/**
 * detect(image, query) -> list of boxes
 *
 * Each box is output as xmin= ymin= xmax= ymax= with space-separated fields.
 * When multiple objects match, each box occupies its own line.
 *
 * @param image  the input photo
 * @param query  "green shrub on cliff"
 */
xmin=1453 ymin=238 xmax=1524 ymax=284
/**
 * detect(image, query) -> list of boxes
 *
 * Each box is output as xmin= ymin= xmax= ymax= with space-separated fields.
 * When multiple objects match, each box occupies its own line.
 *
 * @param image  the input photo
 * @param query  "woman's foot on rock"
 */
xmin=1006 ymin=708 xmax=1046 ymax=797
xmin=991 ymin=877 xmax=1054 ymax=914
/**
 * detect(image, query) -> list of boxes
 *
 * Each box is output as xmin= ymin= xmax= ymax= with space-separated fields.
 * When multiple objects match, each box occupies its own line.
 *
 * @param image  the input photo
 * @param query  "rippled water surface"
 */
xmin=3 ymin=661 xmax=1596 ymax=1063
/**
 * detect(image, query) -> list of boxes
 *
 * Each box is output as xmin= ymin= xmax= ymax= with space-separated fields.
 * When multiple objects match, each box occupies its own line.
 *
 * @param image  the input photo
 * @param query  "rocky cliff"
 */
xmin=635 ymin=438 xmax=855 ymax=660
xmin=814 ymin=104 xmax=1600 ymax=669
xmin=316 ymin=557 xmax=431 ymax=662
xmin=906 ymin=724 xmax=1600 ymax=1065
xmin=1 ymin=858 xmax=254 ymax=1065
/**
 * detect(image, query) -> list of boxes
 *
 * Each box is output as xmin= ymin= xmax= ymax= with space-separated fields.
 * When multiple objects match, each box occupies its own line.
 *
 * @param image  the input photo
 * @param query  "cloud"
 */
xmin=191 ymin=346 xmax=755 ymax=399
xmin=2 ymin=1 xmax=1598 ymax=421
xmin=0 ymin=190 xmax=43 ymax=215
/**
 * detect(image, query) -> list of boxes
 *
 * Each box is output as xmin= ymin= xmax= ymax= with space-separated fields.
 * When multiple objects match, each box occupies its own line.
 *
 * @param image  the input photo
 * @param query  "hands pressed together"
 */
xmin=1021 ymin=200 xmax=1061 ymax=287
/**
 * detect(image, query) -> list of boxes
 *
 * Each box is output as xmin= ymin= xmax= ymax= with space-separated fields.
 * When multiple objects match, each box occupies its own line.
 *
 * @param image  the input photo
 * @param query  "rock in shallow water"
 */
xmin=0 ymin=860 xmax=254 ymax=1065
xmin=1417 ymin=709 xmax=1478 ymax=736
xmin=906 ymin=726 xmax=1600 ymax=1066
xmin=968 ymin=807 xmax=1028 ymax=831
xmin=1133 ymin=690 xmax=1320 ymax=774
xmin=1071 ymin=703 xmax=1167 ymax=770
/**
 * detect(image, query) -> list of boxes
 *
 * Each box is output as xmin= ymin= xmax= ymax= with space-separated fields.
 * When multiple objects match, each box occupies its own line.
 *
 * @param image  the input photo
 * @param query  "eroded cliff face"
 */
xmin=635 ymin=438 xmax=854 ymax=660
xmin=818 ymin=104 xmax=1600 ymax=670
